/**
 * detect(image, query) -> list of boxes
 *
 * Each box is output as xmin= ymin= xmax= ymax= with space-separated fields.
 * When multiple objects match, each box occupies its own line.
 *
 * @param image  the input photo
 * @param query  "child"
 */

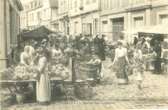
xmin=132 ymin=45 xmax=144 ymax=90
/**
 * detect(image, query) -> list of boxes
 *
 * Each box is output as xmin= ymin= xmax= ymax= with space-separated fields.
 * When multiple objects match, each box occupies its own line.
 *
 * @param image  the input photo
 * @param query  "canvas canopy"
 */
xmin=123 ymin=24 xmax=168 ymax=35
xmin=20 ymin=26 xmax=53 ymax=40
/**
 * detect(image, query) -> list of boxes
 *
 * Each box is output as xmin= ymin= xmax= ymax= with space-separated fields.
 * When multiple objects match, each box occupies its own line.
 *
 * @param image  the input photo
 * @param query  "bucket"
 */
xmin=16 ymin=93 xmax=25 ymax=104
xmin=74 ymin=80 xmax=93 ymax=99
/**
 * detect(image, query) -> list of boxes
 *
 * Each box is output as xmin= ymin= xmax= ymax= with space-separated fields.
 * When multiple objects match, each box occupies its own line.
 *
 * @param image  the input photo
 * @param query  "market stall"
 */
xmin=19 ymin=26 xmax=53 ymax=46
xmin=137 ymin=25 xmax=168 ymax=73
xmin=123 ymin=24 xmax=168 ymax=73
xmin=0 ymin=60 xmax=71 ymax=103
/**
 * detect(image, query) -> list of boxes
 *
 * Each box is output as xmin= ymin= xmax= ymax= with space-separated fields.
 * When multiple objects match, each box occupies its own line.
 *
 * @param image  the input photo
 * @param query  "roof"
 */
xmin=20 ymin=26 xmax=53 ymax=40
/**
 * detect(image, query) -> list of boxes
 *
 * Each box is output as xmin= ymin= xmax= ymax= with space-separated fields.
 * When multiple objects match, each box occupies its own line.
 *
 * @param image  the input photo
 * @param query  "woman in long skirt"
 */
xmin=36 ymin=51 xmax=51 ymax=104
xmin=111 ymin=41 xmax=129 ymax=84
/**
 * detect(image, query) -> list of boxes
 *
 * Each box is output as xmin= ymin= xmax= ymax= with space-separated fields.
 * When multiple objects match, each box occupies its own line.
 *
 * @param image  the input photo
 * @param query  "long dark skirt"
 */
xmin=154 ymin=57 xmax=162 ymax=74
xmin=115 ymin=57 xmax=128 ymax=84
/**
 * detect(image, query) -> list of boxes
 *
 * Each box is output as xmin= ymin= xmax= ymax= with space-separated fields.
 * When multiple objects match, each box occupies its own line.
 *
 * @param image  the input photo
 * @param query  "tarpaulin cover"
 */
xmin=20 ymin=26 xmax=53 ymax=40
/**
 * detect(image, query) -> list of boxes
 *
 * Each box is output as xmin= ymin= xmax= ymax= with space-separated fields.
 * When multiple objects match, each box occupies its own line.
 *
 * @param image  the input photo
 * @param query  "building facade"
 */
xmin=20 ymin=0 xmax=58 ymax=30
xmin=50 ymin=0 xmax=59 ymax=32
xmin=20 ymin=0 xmax=168 ymax=39
xmin=0 ymin=0 xmax=23 ymax=70
xmin=100 ymin=0 xmax=168 ymax=42
xmin=57 ymin=0 xmax=70 ymax=34
xmin=69 ymin=0 xmax=100 ymax=36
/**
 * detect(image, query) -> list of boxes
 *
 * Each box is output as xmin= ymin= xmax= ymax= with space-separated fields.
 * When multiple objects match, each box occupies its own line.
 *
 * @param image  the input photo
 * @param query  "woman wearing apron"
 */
xmin=112 ymin=41 xmax=129 ymax=84
xmin=36 ymin=50 xmax=51 ymax=105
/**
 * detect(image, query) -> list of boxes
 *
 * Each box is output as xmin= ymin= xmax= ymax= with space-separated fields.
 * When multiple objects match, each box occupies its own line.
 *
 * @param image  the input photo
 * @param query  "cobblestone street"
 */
xmin=3 ymin=99 xmax=168 ymax=110
xmin=3 ymin=59 xmax=168 ymax=110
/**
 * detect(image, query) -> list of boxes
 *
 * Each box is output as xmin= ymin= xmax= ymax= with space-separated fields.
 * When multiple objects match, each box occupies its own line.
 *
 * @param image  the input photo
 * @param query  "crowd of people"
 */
xmin=4 ymin=32 xmax=168 ymax=104
xmin=10 ymin=33 xmax=105 ymax=104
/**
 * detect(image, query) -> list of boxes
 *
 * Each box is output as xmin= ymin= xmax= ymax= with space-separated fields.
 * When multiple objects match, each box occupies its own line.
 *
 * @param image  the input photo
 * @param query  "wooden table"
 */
xmin=0 ymin=78 xmax=72 ymax=94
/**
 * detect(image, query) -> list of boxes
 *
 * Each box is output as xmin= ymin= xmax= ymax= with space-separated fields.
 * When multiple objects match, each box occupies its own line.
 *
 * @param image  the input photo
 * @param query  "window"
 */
xmin=82 ymin=23 xmax=92 ymax=36
xmin=102 ymin=21 xmax=108 ymax=33
xmin=74 ymin=22 xmax=78 ymax=34
xmin=37 ymin=11 xmax=41 ymax=21
xmin=112 ymin=0 xmax=117 ymax=8
xmin=80 ymin=0 xmax=83 ymax=7
xmin=32 ymin=13 xmax=34 ymax=21
xmin=74 ymin=1 xmax=77 ymax=12
xmin=86 ymin=0 xmax=90 ymax=4
xmin=159 ymin=15 xmax=168 ymax=24
xmin=74 ymin=1 xmax=77 ymax=8
xmin=112 ymin=18 xmax=124 ymax=41
xmin=34 ymin=1 xmax=37 ymax=8
xmin=132 ymin=0 xmax=145 ymax=4
xmin=69 ymin=0 xmax=72 ymax=9
xmin=92 ymin=0 xmax=96 ymax=3
xmin=94 ymin=19 xmax=98 ymax=34
xmin=134 ymin=17 xmax=144 ymax=28
xmin=30 ymin=2 xmax=33 ymax=9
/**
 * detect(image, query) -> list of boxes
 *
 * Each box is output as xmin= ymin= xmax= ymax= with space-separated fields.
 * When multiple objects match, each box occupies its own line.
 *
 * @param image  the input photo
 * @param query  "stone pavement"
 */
xmin=2 ymin=59 xmax=168 ymax=110
xmin=3 ymin=99 xmax=168 ymax=110
xmin=92 ymin=59 xmax=168 ymax=100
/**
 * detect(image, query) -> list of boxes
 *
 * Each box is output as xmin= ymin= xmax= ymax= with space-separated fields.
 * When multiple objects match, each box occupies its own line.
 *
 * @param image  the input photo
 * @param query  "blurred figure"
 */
xmin=51 ymin=44 xmax=63 ymax=64
xmin=153 ymin=40 xmax=162 ymax=74
xmin=133 ymin=36 xmax=138 ymax=46
xmin=94 ymin=34 xmax=106 ymax=61
xmin=132 ymin=45 xmax=144 ymax=90
xmin=7 ymin=46 xmax=15 ymax=67
xmin=20 ymin=46 xmax=31 ymax=66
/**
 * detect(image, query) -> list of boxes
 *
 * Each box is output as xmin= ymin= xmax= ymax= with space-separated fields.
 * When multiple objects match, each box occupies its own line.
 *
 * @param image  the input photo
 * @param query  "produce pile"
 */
xmin=14 ymin=64 xmax=38 ymax=80
xmin=50 ymin=64 xmax=70 ymax=80
xmin=0 ymin=63 xmax=70 ymax=81
xmin=0 ymin=67 xmax=15 ymax=80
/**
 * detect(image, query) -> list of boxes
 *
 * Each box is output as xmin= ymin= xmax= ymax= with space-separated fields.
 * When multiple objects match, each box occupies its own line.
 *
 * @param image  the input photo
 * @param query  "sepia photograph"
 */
xmin=0 ymin=0 xmax=168 ymax=110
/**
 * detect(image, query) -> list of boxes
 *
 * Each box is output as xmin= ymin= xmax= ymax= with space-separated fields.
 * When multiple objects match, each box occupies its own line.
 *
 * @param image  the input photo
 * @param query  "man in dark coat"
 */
xmin=153 ymin=40 xmax=162 ymax=74
xmin=94 ymin=34 xmax=106 ymax=61
xmin=93 ymin=34 xmax=106 ymax=80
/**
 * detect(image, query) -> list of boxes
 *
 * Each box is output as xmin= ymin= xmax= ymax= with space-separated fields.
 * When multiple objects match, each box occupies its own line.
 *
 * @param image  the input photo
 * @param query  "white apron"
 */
xmin=36 ymin=57 xmax=51 ymax=102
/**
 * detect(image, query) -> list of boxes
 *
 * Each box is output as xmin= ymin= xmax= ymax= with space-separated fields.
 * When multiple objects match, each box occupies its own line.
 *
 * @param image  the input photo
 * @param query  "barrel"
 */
xmin=75 ymin=62 xmax=99 ymax=81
